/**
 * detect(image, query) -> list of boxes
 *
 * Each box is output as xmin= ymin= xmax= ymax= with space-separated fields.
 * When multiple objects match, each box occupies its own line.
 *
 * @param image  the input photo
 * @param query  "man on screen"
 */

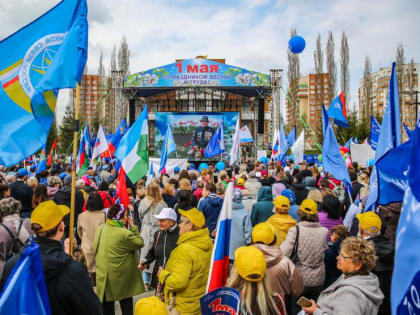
xmin=191 ymin=116 xmax=215 ymax=158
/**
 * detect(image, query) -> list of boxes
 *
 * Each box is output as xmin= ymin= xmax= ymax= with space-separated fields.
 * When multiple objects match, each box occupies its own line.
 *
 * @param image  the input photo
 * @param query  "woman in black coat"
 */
xmin=324 ymin=225 xmax=349 ymax=288
xmin=139 ymin=208 xmax=179 ymax=289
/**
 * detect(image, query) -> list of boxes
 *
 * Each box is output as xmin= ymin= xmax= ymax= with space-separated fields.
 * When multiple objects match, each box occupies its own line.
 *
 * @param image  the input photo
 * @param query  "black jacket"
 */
xmin=53 ymin=186 xmax=84 ymax=238
xmin=324 ymin=240 xmax=342 ymax=288
xmin=292 ymin=183 xmax=309 ymax=206
xmin=10 ymin=180 xmax=33 ymax=214
xmin=143 ymin=225 xmax=179 ymax=288
xmin=1 ymin=237 xmax=101 ymax=315
xmin=371 ymin=235 xmax=395 ymax=315
xmin=162 ymin=194 xmax=177 ymax=209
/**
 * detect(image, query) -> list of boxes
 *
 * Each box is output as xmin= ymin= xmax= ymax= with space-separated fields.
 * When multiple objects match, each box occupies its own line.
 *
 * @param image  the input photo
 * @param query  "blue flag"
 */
xmin=36 ymin=144 xmax=47 ymax=174
xmin=204 ymin=122 xmax=225 ymax=158
xmin=322 ymin=121 xmax=352 ymax=191
xmin=354 ymin=137 xmax=358 ymax=144
xmin=376 ymin=136 xmax=413 ymax=205
xmin=366 ymin=62 xmax=401 ymax=211
xmin=344 ymin=137 xmax=352 ymax=149
xmin=0 ymin=0 xmax=88 ymax=166
xmin=277 ymin=120 xmax=289 ymax=162
xmin=370 ymin=116 xmax=381 ymax=151
xmin=391 ymin=118 xmax=420 ymax=314
xmin=0 ymin=239 xmax=51 ymax=315
xmin=287 ymin=127 xmax=296 ymax=147
xmin=159 ymin=124 xmax=177 ymax=172
xmin=327 ymin=92 xmax=348 ymax=128
xmin=403 ymin=123 xmax=415 ymax=140
xmin=322 ymin=105 xmax=329 ymax=136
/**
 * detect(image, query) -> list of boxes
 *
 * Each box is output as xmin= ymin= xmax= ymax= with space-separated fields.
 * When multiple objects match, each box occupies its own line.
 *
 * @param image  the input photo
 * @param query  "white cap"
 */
xmin=153 ymin=208 xmax=177 ymax=221
xmin=284 ymin=166 xmax=291 ymax=174
xmin=256 ymin=171 xmax=261 ymax=178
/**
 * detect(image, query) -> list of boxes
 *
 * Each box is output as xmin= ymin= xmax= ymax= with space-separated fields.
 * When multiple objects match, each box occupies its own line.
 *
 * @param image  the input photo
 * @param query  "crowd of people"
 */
xmin=0 ymin=157 xmax=400 ymax=315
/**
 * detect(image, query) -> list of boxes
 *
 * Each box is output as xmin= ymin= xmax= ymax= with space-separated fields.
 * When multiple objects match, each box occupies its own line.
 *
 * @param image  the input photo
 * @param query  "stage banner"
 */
xmin=125 ymin=58 xmax=270 ymax=88
xmin=154 ymin=112 xmax=239 ymax=161
xmin=350 ymin=143 xmax=375 ymax=167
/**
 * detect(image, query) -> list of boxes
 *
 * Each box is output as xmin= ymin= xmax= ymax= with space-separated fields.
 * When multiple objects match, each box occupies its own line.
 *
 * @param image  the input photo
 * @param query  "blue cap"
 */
xmin=30 ymin=165 xmax=37 ymax=171
xmin=174 ymin=166 xmax=180 ymax=173
xmin=59 ymin=172 xmax=67 ymax=179
xmin=17 ymin=168 xmax=28 ymax=177
xmin=102 ymin=165 xmax=110 ymax=170
xmin=281 ymin=189 xmax=296 ymax=205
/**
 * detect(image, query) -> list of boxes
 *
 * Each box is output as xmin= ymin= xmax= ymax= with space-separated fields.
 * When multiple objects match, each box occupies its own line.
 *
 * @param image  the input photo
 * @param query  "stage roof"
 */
xmin=124 ymin=58 xmax=271 ymax=98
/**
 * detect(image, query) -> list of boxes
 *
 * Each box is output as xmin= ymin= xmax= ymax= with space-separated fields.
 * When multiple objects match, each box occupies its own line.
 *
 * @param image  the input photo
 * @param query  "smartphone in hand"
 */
xmin=297 ymin=296 xmax=312 ymax=308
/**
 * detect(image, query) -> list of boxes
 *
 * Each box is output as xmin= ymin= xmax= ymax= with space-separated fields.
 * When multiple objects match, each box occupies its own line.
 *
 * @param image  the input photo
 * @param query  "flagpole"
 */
xmin=69 ymin=83 xmax=80 ymax=257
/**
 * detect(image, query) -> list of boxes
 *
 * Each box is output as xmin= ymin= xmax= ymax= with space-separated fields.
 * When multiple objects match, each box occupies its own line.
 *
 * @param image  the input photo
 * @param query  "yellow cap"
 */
xmin=273 ymin=195 xmax=290 ymax=210
xmin=236 ymin=178 xmax=245 ymax=186
xmin=179 ymin=208 xmax=205 ymax=228
xmin=31 ymin=200 xmax=70 ymax=232
xmin=300 ymin=199 xmax=318 ymax=215
xmin=235 ymin=246 xmax=266 ymax=282
xmin=252 ymin=222 xmax=275 ymax=245
xmin=135 ymin=296 xmax=168 ymax=315
xmin=357 ymin=211 xmax=382 ymax=234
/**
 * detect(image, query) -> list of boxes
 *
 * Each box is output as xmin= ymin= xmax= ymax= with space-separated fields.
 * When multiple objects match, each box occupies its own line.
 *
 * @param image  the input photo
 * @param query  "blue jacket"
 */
xmin=229 ymin=201 xmax=252 ymax=260
xmin=251 ymin=186 xmax=274 ymax=226
xmin=198 ymin=193 xmax=224 ymax=233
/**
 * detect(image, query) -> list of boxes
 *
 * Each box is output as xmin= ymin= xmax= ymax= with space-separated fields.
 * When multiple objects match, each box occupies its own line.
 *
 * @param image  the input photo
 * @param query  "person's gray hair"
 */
xmin=47 ymin=176 xmax=61 ymax=187
xmin=76 ymin=179 xmax=86 ymax=189
xmin=5 ymin=174 xmax=16 ymax=183
xmin=0 ymin=197 xmax=22 ymax=220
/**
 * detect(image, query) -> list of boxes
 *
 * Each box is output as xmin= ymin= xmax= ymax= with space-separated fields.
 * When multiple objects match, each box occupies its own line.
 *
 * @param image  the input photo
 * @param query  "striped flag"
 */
xmin=76 ymin=124 xmax=91 ymax=176
xmin=229 ymin=119 xmax=240 ymax=166
xmin=238 ymin=125 xmax=253 ymax=145
xmin=206 ymin=182 xmax=233 ymax=293
xmin=90 ymin=124 xmax=108 ymax=168
xmin=115 ymin=105 xmax=149 ymax=183
xmin=47 ymin=139 xmax=56 ymax=167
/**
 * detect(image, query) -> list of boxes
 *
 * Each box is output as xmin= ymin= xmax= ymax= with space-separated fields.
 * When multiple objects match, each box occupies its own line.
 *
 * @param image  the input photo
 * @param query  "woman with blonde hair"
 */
xmin=307 ymin=189 xmax=323 ymax=204
xmin=161 ymin=184 xmax=176 ymax=209
xmin=137 ymin=183 xmax=167 ymax=289
xmin=358 ymin=173 xmax=369 ymax=187
xmin=177 ymin=178 xmax=198 ymax=208
xmin=227 ymin=246 xmax=286 ymax=315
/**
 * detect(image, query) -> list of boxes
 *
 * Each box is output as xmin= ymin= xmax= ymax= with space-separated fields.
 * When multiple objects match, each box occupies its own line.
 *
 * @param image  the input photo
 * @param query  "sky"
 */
xmin=1 ymin=0 xmax=419 ymax=124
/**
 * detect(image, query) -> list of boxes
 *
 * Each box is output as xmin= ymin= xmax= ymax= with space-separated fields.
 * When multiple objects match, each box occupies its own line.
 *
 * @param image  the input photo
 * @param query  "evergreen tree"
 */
xmin=58 ymin=103 xmax=74 ymax=154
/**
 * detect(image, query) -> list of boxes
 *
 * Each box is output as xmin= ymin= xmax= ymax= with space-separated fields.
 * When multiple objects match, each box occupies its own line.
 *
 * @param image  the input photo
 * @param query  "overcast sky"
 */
xmin=1 ymin=0 xmax=419 ymax=124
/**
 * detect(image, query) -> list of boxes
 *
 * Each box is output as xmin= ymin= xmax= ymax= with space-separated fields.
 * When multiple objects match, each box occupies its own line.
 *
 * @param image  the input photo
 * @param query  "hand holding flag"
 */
xmin=204 ymin=122 xmax=225 ymax=158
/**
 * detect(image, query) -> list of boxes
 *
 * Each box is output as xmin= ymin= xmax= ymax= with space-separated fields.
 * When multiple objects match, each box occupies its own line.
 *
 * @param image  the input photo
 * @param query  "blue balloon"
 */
xmin=216 ymin=161 xmax=225 ymax=171
xmin=368 ymin=159 xmax=375 ymax=167
xmin=259 ymin=156 xmax=267 ymax=163
xmin=199 ymin=163 xmax=209 ymax=172
xmin=288 ymin=36 xmax=306 ymax=54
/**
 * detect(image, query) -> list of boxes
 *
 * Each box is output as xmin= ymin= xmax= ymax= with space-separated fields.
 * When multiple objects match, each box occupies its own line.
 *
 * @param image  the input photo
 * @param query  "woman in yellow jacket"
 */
xmin=267 ymin=196 xmax=297 ymax=245
xmin=158 ymin=208 xmax=213 ymax=315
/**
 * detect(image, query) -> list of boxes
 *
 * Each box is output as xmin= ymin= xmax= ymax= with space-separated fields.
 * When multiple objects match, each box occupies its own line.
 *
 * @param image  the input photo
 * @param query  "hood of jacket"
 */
xmin=293 ymin=182 xmax=306 ymax=190
xmin=370 ymin=235 xmax=395 ymax=271
xmin=205 ymin=194 xmax=224 ymax=208
xmin=268 ymin=214 xmax=297 ymax=231
xmin=177 ymin=227 xmax=213 ymax=252
xmin=257 ymin=186 xmax=273 ymax=202
xmin=303 ymin=176 xmax=316 ymax=188
xmin=35 ymin=237 xmax=73 ymax=281
xmin=328 ymin=273 xmax=384 ymax=305
xmin=232 ymin=201 xmax=245 ymax=210
xmin=253 ymin=243 xmax=284 ymax=268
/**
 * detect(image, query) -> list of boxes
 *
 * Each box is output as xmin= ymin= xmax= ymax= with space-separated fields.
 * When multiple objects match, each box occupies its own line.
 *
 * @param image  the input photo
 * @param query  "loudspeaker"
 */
xmin=128 ymin=99 xmax=136 ymax=126
xmin=257 ymin=98 xmax=264 ymax=134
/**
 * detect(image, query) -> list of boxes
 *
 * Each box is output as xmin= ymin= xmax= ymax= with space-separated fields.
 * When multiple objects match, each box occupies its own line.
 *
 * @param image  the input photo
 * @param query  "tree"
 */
xmin=58 ymin=101 xmax=74 ymax=154
xmin=287 ymin=27 xmax=301 ymax=131
xmin=326 ymin=31 xmax=337 ymax=98
xmin=362 ymin=56 xmax=373 ymax=120
xmin=340 ymin=31 xmax=350 ymax=104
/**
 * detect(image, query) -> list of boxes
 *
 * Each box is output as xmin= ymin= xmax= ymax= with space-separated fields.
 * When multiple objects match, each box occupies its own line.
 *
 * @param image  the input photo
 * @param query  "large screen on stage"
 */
xmin=154 ymin=112 xmax=239 ymax=160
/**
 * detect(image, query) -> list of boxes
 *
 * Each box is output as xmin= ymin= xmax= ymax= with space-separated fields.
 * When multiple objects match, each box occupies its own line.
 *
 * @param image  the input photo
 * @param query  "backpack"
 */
xmin=0 ymin=220 xmax=27 ymax=261
xmin=328 ymin=180 xmax=346 ymax=203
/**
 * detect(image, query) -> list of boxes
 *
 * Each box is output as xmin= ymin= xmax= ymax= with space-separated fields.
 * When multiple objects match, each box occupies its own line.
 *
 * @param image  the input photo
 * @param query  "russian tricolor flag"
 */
xmin=103 ymin=118 xmax=128 ymax=157
xmin=206 ymin=182 xmax=233 ymax=293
